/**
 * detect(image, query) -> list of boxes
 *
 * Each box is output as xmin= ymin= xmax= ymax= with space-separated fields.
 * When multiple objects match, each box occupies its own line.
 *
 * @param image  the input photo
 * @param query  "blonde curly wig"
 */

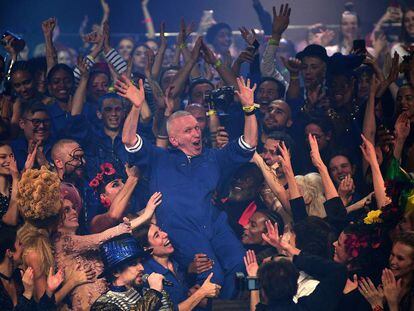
xmin=295 ymin=173 xmax=327 ymax=218
xmin=17 ymin=166 xmax=62 ymax=221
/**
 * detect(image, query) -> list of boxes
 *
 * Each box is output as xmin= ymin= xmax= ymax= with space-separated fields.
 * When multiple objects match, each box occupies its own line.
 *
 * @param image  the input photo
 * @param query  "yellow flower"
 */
xmin=364 ymin=210 xmax=383 ymax=225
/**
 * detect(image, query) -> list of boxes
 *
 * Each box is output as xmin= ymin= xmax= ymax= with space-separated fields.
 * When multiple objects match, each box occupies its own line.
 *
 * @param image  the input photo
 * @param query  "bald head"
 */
xmin=51 ymin=139 xmax=80 ymax=162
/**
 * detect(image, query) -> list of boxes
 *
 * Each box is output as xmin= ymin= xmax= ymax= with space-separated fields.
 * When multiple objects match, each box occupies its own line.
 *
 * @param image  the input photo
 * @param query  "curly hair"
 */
xmin=17 ymin=166 xmax=62 ymax=223
xmin=17 ymin=223 xmax=54 ymax=277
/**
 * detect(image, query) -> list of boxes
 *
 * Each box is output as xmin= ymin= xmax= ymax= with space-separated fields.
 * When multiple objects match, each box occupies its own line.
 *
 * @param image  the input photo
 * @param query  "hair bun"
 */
xmin=344 ymin=1 xmax=355 ymax=12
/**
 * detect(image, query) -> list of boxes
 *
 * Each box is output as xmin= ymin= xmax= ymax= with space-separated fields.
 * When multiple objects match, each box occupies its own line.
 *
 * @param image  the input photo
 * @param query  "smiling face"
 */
xmin=329 ymin=75 xmax=355 ymax=107
xmin=168 ymin=115 xmax=202 ymax=157
xmin=341 ymin=13 xmax=358 ymax=40
xmin=118 ymin=38 xmax=134 ymax=60
xmin=257 ymin=80 xmax=281 ymax=107
xmin=301 ymin=56 xmax=326 ymax=89
xmin=403 ymin=9 xmax=414 ymax=38
xmin=48 ymin=69 xmax=74 ymax=102
xmin=98 ymin=97 xmax=125 ymax=131
xmin=19 ymin=110 xmax=51 ymax=143
xmin=147 ymin=224 xmax=174 ymax=257
xmin=242 ymin=212 xmax=269 ymax=245
xmin=396 ymin=85 xmax=414 ymax=118
xmin=328 ymin=155 xmax=354 ymax=185
xmin=333 ymin=232 xmax=352 ymax=264
xmin=59 ymin=199 xmax=79 ymax=231
xmin=263 ymin=101 xmax=292 ymax=132
xmin=389 ymin=242 xmax=414 ymax=279
xmin=11 ymin=70 xmax=36 ymax=101
xmin=0 ymin=145 xmax=12 ymax=176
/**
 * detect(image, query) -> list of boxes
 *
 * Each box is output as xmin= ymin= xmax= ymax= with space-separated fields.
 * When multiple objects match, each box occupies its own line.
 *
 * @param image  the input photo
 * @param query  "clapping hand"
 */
xmin=382 ymin=268 xmax=402 ymax=307
xmin=358 ymin=276 xmax=384 ymax=309
xmin=115 ymin=75 xmax=145 ymax=108
xmin=394 ymin=113 xmax=411 ymax=142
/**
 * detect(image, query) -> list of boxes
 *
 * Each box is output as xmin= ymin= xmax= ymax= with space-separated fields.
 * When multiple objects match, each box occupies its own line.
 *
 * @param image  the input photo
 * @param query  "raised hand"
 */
xmin=9 ymin=154 xmax=19 ymax=180
xmin=164 ymin=86 xmax=176 ymax=115
xmin=360 ymin=134 xmax=377 ymax=166
xmin=144 ymin=49 xmax=155 ymax=78
xmin=216 ymin=126 xmax=229 ymax=149
xmin=143 ymin=192 xmax=162 ymax=219
xmin=21 ymin=267 xmax=34 ymax=296
xmin=125 ymin=164 xmax=140 ymax=179
xmin=243 ymin=250 xmax=259 ymax=277
xmin=308 ymin=133 xmax=325 ymax=170
xmin=358 ymin=276 xmax=384 ymax=309
xmin=338 ymin=175 xmax=355 ymax=201
xmin=100 ymin=0 xmax=110 ymax=14
xmin=158 ymin=22 xmax=167 ymax=49
xmin=115 ymin=75 xmax=145 ymax=108
xmin=47 ymin=267 xmax=64 ymax=294
xmin=382 ymin=268 xmax=402 ymax=307
xmin=201 ymin=40 xmax=218 ymax=65
xmin=177 ymin=18 xmax=194 ymax=46
xmin=235 ymin=77 xmax=257 ymax=107
xmin=24 ymin=141 xmax=39 ymax=171
xmin=190 ymin=36 xmax=203 ymax=63
xmin=200 ymin=273 xmax=221 ymax=298
xmin=188 ymin=253 xmax=214 ymax=274
xmin=77 ymin=56 xmax=90 ymax=80
xmin=102 ymin=21 xmax=111 ymax=52
xmin=42 ymin=17 xmax=57 ymax=37
xmin=280 ymin=56 xmax=302 ymax=75
xmin=262 ymin=220 xmax=286 ymax=253
xmin=277 ymin=141 xmax=293 ymax=176
xmin=394 ymin=113 xmax=411 ymax=142
xmin=239 ymin=27 xmax=257 ymax=46
xmin=235 ymin=48 xmax=256 ymax=65
xmin=118 ymin=217 xmax=132 ymax=235
xmin=82 ymin=31 xmax=103 ymax=45
xmin=272 ymin=3 xmax=291 ymax=38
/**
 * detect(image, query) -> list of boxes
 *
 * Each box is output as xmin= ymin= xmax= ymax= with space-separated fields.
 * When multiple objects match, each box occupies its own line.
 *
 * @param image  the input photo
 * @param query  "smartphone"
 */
xmin=352 ymin=39 xmax=366 ymax=56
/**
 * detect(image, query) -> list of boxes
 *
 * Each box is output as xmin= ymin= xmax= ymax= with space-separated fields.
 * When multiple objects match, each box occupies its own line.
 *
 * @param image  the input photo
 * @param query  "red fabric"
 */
xmin=238 ymin=201 xmax=257 ymax=227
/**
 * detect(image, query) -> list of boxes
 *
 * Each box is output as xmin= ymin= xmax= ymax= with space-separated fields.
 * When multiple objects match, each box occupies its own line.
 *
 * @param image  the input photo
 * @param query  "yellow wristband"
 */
xmin=214 ymin=59 xmax=222 ymax=69
xmin=242 ymin=105 xmax=256 ymax=113
xmin=268 ymin=38 xmax=279 ymax=46
xmin=207 ymin=110 xmax=217 ymax=116
xmin=179 ymin=43 xmax=187 ymax=50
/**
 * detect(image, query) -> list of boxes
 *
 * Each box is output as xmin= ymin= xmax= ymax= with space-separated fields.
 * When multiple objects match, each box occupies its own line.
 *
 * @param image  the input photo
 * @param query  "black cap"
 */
xmin=296 ymin=44 xmax=329 ymax=63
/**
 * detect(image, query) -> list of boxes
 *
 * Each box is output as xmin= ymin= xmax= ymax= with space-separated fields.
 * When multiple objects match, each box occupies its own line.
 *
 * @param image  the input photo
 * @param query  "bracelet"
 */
xmin=207 ymin=110 xmax=217 ymax=116
xmin=290 ymin=75 xmax=299 ymax=80
xmin=178 ymin=43 xmax=187 ymax=50
xmin=372 ymin=306 xmax=383 ymax=311
xmin=157 ymin=135 xmax=169 ymax=140
xmin=242 ymin=105 xmax=256 ymax=113
xmin=268 ymin=38 xmax=279 ymax=46
xmin=244 ymin=109 xmax=256 ymax=116
xmin=213 ymin=59 xmax=222 ymax=69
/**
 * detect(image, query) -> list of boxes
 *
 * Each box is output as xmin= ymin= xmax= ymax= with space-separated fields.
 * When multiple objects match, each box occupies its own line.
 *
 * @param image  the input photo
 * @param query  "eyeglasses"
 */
xmin=24 ymin=118 xmax=51 ymax=127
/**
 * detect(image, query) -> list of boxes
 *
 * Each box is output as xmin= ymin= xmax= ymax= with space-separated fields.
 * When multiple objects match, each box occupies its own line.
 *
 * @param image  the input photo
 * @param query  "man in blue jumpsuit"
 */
xmin=118 ymin=76 xmax=258 ymax=298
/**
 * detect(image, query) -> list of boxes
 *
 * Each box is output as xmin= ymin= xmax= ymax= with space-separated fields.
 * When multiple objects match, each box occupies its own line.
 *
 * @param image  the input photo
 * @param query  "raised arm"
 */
xmin=41 ymin=17 xmax=58 ymax=74
xmin=393 ymin=113 xmax=410 ymax=162
xmin=90 ymin=166 xmax=139 ymax=233
xmin=1 ymin=154 xmax=19 ymax=226
xmin=360 ymin=134 xmax=391 ymax=209
xmin=100 ymin=0 xmax=110 ymax=29
xmin=201 ymin=40 xmax=238 ymax=89
xmin=169 ymin=36 xmax=202 ymax=100
xmin=141 ymin=0 xmax=155 ymax=39
xmin=71 ymin=57 xmax=90 ymax=116
xmin=116 ymin=76 xmax=146 ymax=147
xmin=151 ymin=22 xmax=167 ymax=80
xmin=235 ymin=77 xmax=258 ymax=148
xmin=308 ymin=133 xmax=338 ymax=200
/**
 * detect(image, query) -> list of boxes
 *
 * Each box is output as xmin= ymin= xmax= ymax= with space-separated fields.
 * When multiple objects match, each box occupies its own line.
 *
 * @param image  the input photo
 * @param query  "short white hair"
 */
xmin=166 ymin=110 xmax=193 ymax=136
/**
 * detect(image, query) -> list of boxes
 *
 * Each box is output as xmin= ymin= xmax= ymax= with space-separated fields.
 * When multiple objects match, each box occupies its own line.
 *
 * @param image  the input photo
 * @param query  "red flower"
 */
xmin=344 ymin=234 xmax=368 ymax=259
xmin=100 ymin=196 xmax=111 ymax=208
xmin=100 ymin=163 xmax=116 ymax=175
xmin=96 ymin=173 xmax=104 ymax=181
xmin=89 ymin=178 xmax=100 ymax=188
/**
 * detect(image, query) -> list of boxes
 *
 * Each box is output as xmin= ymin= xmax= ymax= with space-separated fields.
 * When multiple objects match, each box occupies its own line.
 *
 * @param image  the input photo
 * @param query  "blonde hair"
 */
xmin=17 ymin=166 xmax=62 ymax=221
xmin=295 ymin=173 xmax=327 ymax=218
xmin=17 ymin=223 xmax=54 ymax=276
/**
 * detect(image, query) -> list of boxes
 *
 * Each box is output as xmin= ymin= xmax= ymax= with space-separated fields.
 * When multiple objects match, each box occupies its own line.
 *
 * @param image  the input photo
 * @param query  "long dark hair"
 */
xmin=400 ymin=6 xmax=414 ymax=44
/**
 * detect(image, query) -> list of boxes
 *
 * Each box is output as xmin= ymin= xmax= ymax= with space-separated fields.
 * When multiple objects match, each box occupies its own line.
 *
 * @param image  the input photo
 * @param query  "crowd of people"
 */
xmin=0 ymin=0 xmax=414 ymax=310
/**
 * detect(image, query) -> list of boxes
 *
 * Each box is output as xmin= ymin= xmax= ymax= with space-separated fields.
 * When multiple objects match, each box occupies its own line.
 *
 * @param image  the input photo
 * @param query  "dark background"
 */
xmin=0 ymin=0 xmax=401 ymax=53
